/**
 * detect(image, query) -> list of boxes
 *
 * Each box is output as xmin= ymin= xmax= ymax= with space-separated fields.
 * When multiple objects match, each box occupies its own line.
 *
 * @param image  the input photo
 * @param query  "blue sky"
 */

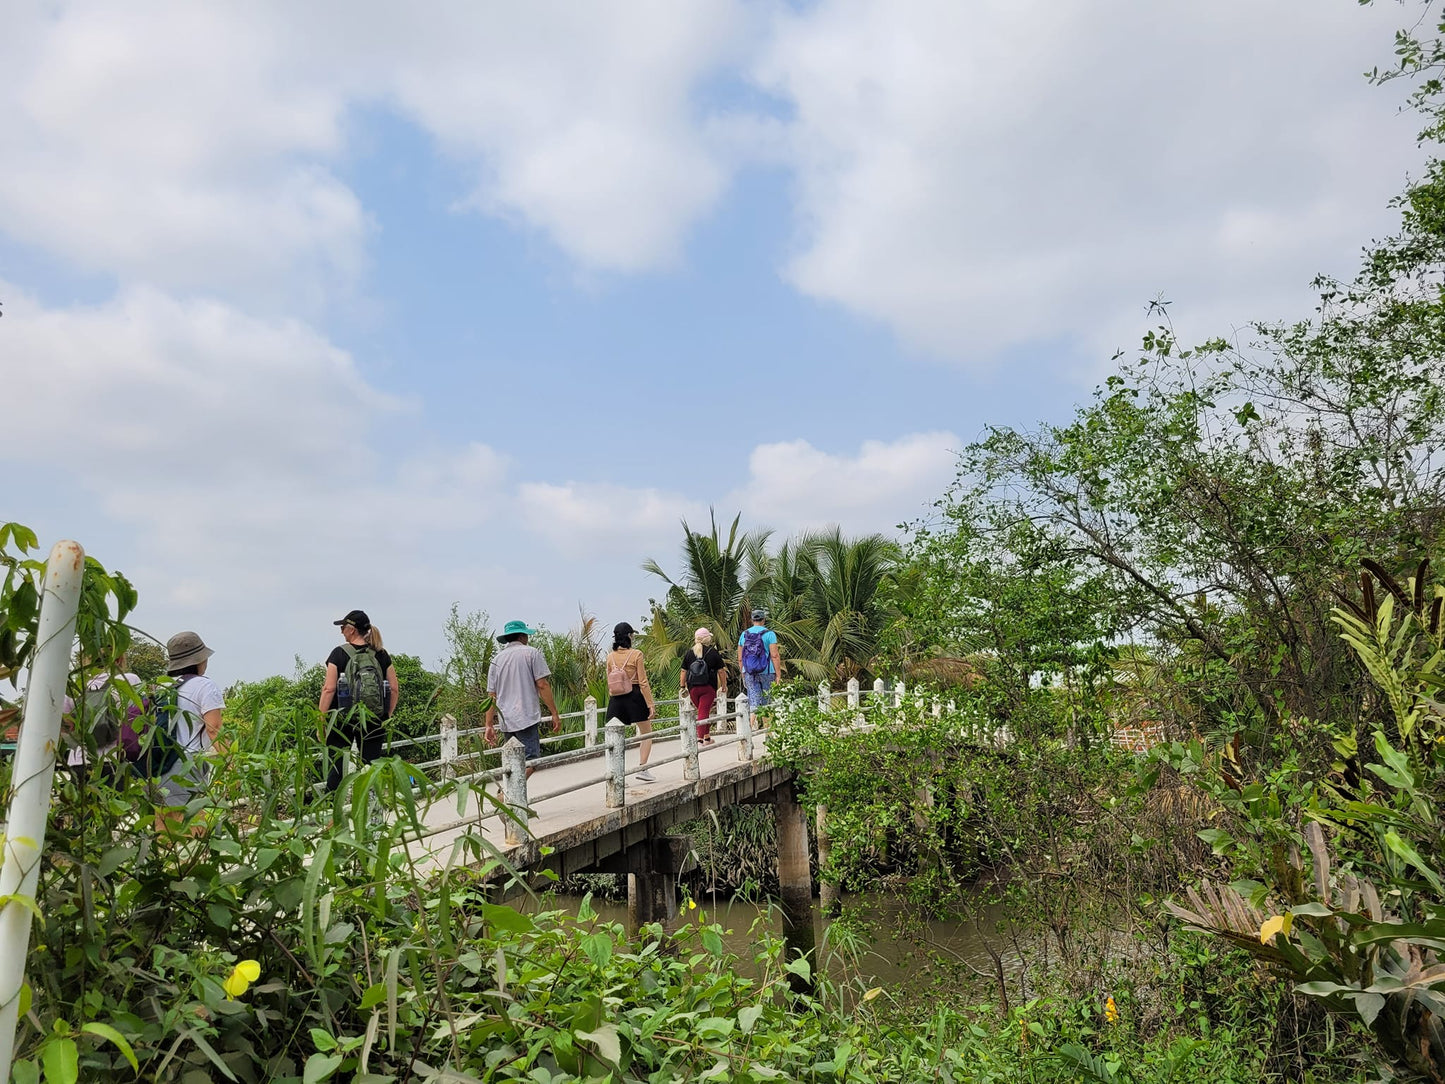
xmin=1 ymin=0 xmax=1429 ymax=680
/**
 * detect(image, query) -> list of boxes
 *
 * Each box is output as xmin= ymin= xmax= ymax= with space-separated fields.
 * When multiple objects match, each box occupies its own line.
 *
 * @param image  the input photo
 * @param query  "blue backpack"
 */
xmin=741 ymin=630 xmax=770 ymax=675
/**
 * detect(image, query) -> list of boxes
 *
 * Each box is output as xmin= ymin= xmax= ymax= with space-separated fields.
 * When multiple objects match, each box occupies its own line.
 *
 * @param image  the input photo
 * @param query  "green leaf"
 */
xmin=575 ymin=1024 xmax=622 ymax=1066
xmin=303 ymin=1052 xmax=345 ymax=1083
xmin=12 ymin=1059 xmax=39 ymax=1084
xmin=1384 ymin=830 xmax=1445 ymax=893
xmin=580 ymin=931 xmax=612 ymax=968
xmin=738 ymin=1004 xmax=764 ymax=1035
xmin=40 ymin=1038 xmax=79 ymax=1084
xmin=81 ymin=1022 xmax=138 ymax=1072
xmin=309 ymin=1028 xmax=338 ymax=1052
xmin=784 ymin=956 xmax=812 ymax=981
xmin=479 ymin=902 xmax=533 ymax=934
xmin=360 ymin=982 xmax=387 ymax=1010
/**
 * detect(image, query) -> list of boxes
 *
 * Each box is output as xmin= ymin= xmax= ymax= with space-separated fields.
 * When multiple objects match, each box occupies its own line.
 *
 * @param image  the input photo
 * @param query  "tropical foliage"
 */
xmin=643 ymin=513 xmax=901 ymax=686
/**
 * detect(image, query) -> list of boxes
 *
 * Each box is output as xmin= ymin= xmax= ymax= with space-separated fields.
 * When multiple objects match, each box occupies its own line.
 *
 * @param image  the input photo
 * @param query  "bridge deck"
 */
xmin=405 ymin=730 xmax=776 ymax=876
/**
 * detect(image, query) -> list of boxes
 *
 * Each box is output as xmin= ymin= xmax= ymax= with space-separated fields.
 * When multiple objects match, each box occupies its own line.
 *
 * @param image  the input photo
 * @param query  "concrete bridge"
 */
xmin=400 ymin=690 xmax=819 ymax=955
xmin=388 ymin=678 xmax=1023 ymax=959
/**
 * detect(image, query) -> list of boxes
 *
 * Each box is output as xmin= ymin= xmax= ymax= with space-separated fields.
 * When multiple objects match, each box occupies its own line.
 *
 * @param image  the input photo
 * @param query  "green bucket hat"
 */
xmin=498 ymin=619 xmax=537 ymax=641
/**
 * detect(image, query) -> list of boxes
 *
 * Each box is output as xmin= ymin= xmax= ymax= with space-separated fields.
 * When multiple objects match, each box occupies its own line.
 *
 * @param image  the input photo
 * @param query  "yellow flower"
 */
xmin=1104 ymin=995 xmax=1119 ymax=1025
xmin=1258 ymin=913 xmax=1293 ymax=945
xmin=223 ymin=959 xmax=261 ymax=999
xmin=687 ymin=899 xmax=697 ymax=911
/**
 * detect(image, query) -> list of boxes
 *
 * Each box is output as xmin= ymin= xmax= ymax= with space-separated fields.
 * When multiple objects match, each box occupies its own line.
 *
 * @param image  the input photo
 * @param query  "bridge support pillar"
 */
xmin=774 ymin=780 xmax=815 ymax=987
xmin=815 ymin=802 xmax=840 ymax=918
xmin=596 ymin=836 xmax=694 ymax=937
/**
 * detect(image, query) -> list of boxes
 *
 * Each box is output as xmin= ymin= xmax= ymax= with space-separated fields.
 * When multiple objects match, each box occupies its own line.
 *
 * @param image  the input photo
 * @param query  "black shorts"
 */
xmin=606 ymin=688 xmax=651 ymax=725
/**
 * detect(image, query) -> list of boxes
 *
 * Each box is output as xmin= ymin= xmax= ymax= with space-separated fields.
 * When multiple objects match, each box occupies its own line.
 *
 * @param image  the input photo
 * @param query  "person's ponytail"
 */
xmin=366 ymin=627 xmax=385 ymax=651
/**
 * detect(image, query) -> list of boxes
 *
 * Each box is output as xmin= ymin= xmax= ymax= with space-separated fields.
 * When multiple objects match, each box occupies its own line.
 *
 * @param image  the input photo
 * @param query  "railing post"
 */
xmin=605 ymin=719 xmax=626 ymax=808
xmin=439 ymin=713 xmax=458 ymax=779
xmin=501 ymin=738 xmax=531 ymax=845
xmin=894 ymin=680 xmax=905 ymax=709
xmin=680 ymin=697 xmax=700 ymax=782
xmin=584 ymin=695 xmax=598 ymax=748
xmin=873 ymin=677 xmax=884 ymax=701
xmin=736 ymin=694 xmax=754 ymax=761
xmin=817 ymin=682 xmax=830 ymax=711
xmin=0 ymin=541 xmax=84 ymax=1084
xmin=932 ymin=699 xmax=942 ymax=720
xmin=846 ymin=678 xmax=860 ymax=708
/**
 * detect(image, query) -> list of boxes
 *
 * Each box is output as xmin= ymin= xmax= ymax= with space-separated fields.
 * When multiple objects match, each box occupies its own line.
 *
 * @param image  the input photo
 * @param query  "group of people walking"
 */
xmin=69 ymin=605 xmax=786 ymax=811
xmin=480 ymin=608 xmax=784 ymax=783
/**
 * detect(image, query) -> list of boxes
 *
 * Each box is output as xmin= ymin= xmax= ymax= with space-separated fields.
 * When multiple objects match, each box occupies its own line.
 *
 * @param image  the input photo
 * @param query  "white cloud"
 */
xmin=517 ymin=482 xmax=706 ymax=558
xmin=753 ymin=0 xmax=1424 ymax=364
xmin=738 ymin=431 xmax=958 ymax=530
xmin=4 ymin=282 xmax=952 ymax=678
xmin=0 ymin=3 xmax=364 ymax=304
xmin=0 ymin=0 xmax=747 ymax=296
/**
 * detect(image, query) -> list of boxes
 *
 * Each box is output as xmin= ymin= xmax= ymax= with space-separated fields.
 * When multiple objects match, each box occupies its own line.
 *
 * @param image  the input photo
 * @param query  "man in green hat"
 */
xmin=484 ymin=620 xmax=561 ymax=773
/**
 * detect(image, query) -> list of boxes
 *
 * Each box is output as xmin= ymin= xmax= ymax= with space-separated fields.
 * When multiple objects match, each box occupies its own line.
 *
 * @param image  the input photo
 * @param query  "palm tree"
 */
xmin=642 ymin=511 xmax=772 ymax=674
xmin=789 ymin=528 xmax=901 ymax=683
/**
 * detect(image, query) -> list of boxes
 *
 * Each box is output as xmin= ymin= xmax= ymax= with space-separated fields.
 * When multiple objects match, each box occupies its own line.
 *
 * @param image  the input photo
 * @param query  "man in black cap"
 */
xmin=318 ymin=609 xmax=400 ymax=792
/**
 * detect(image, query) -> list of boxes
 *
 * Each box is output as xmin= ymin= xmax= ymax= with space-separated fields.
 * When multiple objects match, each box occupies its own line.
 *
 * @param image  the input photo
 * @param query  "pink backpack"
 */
xmin=606 ymin=651 xmax=633 ymax=696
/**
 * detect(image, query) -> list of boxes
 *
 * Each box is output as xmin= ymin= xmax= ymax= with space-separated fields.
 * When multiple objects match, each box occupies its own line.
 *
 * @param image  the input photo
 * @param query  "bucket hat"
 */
xmin=498 ymin=619 xmax=537 ymax=641
xmin=166 ymin=631 xmax=214 ymax=672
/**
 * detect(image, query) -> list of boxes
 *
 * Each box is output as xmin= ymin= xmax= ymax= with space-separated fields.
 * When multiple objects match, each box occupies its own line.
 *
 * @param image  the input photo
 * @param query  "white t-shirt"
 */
xmin=174 ymin=674 xmax=225 ymax=754
xmin=68 ymin=671 xmax=142 ymax=767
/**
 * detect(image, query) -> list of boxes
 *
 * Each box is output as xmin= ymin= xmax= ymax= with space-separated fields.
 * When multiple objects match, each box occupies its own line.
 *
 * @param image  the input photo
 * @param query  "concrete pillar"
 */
xmin=817 ymin=682 xmax=830 ymax=711
xmin=774 ymin=780 xmax=815 ymax=987
xmin=737 ymin=694 xmax=753 ymax=761
xmin=614 ymin=836 xmax=691 ymax=937
xmin=439 ymin=713 xmax=458 ymax=779
xmin=846 ymin=678 xmax=860 ymax=708
xmin=681 ymin=696 xmax=700 ymax=781
xmin=501 ymin=737 xmax=531 ymax=845
xmin=604 ymin=719 xmax=626 ymax=808
xmin=894 ymin=681 xmax=905 ymax=709
xmin=816 ymin=802 xmax=840 ymax=917
xmin=584 ymin=696 xmax=598 ymax=747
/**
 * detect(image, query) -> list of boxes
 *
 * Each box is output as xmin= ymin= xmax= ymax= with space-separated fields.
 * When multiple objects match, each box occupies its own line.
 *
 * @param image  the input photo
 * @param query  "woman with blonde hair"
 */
xmin=680 ymin=627 xmax=727 ymax=745
xmin=318 ymin=609 xmax=400 ymax=792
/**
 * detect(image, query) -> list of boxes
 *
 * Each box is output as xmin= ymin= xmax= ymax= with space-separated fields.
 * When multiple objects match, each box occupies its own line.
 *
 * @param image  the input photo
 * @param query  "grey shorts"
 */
xmin=504 ymin=724 xmax=542 ymax=759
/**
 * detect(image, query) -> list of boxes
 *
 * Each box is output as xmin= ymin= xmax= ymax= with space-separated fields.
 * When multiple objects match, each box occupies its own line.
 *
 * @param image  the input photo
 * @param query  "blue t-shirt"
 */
xmin=738 ymin=626 xmax=778 ymax=675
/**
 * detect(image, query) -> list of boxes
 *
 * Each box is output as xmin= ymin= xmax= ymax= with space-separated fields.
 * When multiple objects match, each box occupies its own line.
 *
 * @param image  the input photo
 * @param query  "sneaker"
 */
xmin=636 ymin=769 xmax=656 ymax=782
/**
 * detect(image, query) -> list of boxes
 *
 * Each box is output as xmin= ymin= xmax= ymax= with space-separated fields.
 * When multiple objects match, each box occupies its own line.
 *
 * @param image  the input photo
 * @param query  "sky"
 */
xmin=2 ymin=0 xmax=1431 ymax=682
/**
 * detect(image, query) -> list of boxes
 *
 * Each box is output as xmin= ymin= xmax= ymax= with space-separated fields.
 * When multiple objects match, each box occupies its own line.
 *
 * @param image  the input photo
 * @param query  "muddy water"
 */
xmin=530 ymin=892 xmax=1026 ymax=999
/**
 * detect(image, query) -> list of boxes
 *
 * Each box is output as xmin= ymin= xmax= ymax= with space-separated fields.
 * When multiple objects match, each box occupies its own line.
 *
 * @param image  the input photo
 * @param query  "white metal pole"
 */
xmin=0 ymin=541 xmax=84 ymax=1081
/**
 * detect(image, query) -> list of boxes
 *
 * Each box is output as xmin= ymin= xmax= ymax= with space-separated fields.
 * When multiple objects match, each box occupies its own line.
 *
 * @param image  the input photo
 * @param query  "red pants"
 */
xmin=689 ymin=684 xmax=716 ymax=740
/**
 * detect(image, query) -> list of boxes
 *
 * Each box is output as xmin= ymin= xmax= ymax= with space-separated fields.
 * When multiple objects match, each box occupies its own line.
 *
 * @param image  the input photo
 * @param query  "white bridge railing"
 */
xmin=396 ymin=677 xmax=1017 ymax=850
xmin=384 ymin=675 xmax=1145 ymax=855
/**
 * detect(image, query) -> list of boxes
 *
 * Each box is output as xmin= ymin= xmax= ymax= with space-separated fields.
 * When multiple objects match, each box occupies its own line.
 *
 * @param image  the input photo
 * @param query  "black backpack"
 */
xmin=686 ymin=651 xmax=712 ymax=688
xmin=132 ymin=674 xmax=194 ymax=778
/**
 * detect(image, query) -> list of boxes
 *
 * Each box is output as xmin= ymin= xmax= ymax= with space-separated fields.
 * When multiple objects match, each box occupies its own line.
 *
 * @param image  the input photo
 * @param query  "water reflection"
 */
xmin=531 ymin=892 xmax=1026 ymax=999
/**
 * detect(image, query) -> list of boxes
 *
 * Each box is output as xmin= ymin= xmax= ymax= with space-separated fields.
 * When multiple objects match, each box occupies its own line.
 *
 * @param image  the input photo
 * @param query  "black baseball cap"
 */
xmin=614 ymin=621 xmax=638 ymax=638
xmin=334 ymin=609 xmax=371 ymax=632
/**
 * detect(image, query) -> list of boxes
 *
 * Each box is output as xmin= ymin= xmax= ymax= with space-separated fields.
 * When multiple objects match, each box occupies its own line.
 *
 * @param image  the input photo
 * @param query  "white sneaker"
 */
xmin=636 ymin=769 xmax=656 ymax=782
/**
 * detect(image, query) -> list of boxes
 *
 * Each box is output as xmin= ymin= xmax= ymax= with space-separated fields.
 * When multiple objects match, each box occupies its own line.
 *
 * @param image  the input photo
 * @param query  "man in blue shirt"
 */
xmin=737 ymin=609 xmax=783 ymax=721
